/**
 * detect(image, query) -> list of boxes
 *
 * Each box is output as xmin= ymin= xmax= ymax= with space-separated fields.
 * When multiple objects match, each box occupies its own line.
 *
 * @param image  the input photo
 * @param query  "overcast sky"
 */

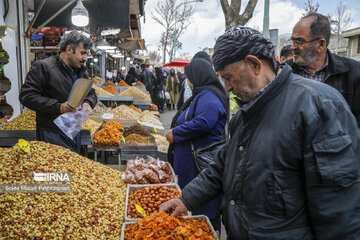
xmin=141 ymin=0 xmax=360 ymax=59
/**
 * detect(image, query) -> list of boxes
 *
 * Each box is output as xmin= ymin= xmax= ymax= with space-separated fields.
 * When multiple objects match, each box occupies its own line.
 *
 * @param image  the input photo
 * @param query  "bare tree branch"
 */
xmin=219 ymin=0 xmax=258 ymax=30
xmin=151 ymin=0 xmax=195 ymax=63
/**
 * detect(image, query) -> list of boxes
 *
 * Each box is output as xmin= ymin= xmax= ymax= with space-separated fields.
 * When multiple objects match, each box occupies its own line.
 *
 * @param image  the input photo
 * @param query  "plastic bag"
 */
xmin=54 ymin=108 xmax=92 ymax=140
xmin=165 ymin=92 xmax=170 ymax=100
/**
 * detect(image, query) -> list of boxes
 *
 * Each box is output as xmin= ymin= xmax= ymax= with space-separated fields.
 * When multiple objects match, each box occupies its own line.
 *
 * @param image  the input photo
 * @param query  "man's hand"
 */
xmin=60 ymin=102 xmax=76 ymax=114
xmin=82 ymin=102 xmax=92 ymax=114
xmin=166 ymin=129 xmax=174 ymax=143
xmin=159 ymin=198 xmax=188 ymax=217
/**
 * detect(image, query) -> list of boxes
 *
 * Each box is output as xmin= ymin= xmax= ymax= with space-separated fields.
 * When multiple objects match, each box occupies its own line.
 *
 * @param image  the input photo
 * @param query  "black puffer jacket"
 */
xmin=19 ymin=55 xmax=97 ymax=131
xmin=287 ymin=50 xmax=360 ymax=126
xmin=180 ymin=66 xmax=360 ymax=239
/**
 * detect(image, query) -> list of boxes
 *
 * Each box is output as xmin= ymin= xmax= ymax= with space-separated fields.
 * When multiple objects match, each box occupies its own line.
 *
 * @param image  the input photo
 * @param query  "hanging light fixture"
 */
xmin=71 ymin=0 xmax=89 ymax=27
xmin=96 ymin=39 xmax=117 ymax=50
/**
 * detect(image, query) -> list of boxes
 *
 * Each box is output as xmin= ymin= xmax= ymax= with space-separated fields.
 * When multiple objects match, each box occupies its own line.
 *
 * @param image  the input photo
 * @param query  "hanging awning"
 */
xmin=33 ymin=0 xmax=130 ymax=29
xmin=163 ymin=60 xmax=191 ymax=67
xmin=117 ymin=39 xmax=146 ymax=51
xmin=117 ymin=29 xmax=140 ymax=39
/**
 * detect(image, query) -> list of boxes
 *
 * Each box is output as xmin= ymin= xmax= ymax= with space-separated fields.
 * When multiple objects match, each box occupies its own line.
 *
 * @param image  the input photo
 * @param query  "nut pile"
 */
xmin=92 ymin=102 xmax=109 ymax=115
xmin=1 ymin=110 xmax=36 ymax=130
xmin=124 ymin=212 xmax=215 ymax=239
xmin=134 ymin=81 xmax=144 ymax=86
xmin=93 ymin=121 xmax=124 ymax=147
xmin=127 ymin=185 xmax=181 ymax=219
xmin=125 ymin=134 xmax=153 ymax=144
xmin=128 ymin=105 xmax=141 ymax=112
xmin=154 ymin=134 xmax=169 ymax=153
xmin=124 ymin=157 xmax=173 ymax=184
xmin=81 ymin=118 xmax=101 ymax=136
xmin=110 ymin=105 xmax=140 ymax=120
xmin=123 ymin=125 xmax=152 ymax=138
xmin=117 ymin=80 xmax=130 ymax=87
xmin=140 ymin=111 xmax=162 ymax=126
xmin=93 ymin=85 xmax=114 ymax=96
xmin=119 ymin=87 xmax=151 ymax=101
xmin=102 ymin=80 xmax=115 ymax=87
xmin=0 ymin=141 xmax=127 ymax=239
xmin=105 ymin=84 xmax=118 ymax=95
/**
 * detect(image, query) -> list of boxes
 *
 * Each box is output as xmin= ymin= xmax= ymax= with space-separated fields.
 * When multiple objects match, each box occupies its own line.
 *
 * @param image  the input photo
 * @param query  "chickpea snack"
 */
xmin=0 ymin=141 xmax=127 ymax=239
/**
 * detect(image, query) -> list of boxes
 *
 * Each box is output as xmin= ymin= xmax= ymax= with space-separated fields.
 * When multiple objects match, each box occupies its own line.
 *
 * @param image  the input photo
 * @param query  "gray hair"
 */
xmin=59 ymin=31 xmax=92 ymax=53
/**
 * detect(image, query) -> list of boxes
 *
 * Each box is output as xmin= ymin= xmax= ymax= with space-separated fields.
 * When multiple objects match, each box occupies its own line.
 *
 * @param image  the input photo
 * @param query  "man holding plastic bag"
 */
xmin=19 ymin=31 xmax=97 ymax=153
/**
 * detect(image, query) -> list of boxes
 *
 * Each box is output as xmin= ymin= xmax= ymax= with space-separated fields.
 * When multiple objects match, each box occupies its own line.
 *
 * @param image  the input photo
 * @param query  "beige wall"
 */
xmin=348 ymin=36 xmax=360 ymax=58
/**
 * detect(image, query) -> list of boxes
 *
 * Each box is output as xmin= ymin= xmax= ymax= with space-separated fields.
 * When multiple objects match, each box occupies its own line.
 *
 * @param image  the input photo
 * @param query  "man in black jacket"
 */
xmin=288 ymin=12 xmax=360 ymax=126
xmin=19 ymin=31 xmax=97 ymax=153
xmin=160 ymin=26 xmax=360 ymax=239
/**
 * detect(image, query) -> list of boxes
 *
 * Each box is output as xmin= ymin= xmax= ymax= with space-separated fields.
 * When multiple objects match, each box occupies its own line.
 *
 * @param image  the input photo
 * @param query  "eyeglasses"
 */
xmin=290 ymin=37 xmax=321 ymax=46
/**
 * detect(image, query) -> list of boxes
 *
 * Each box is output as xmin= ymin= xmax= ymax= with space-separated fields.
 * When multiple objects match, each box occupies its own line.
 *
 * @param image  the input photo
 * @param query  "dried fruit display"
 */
xmin=124 ymin=157 xmax=173 ymax=184
xmin=154 ymin=134 xmax=169 ymax=153
xmin=128 ymin=105 xmax=141 ymax=112
xmin=1 ymin=110 xmax=36 ymax=130
xmin=118 ymin=87 xmax=151 ymax=101
xmin=149 ymin=104 xmax=158 ymax=111
xmin=0 ymin=141 xmax=127 ymax=239
xmin=93 ymin=85 xmax=114 ymax=96
xmin=110 ymin=105 xmax=141 ymax=120
xmin=135 ymin=81 xmax=144 ymax=86
xmin=125 ymin=134 xmax=153 ymax=144
xmin=127 ymin=185 xmax=181 ymax=219
xmin=124 ymin=212 xmax=216 ymax=239
xmin=93 ymin=121 xmax=124 ymax=147
xmin=102 ymin=80 xmax=115 ymax=87
xmin=140 ymin=111 xmax=162 ymax=126
xmin=81 ymin=118 xmax=102 ymax=135
xmin=117 ymin=80 xmax=130 ymax=87
xmin=92 ymin=103 xmax=108 ymax=115
xmin=105 ymin=84 xmax=118 ymax=94
xmin=122 ymin=140 xmax=153 ymax=146
xmin=92 ymin=78 xmax=100 ymax=84
xmin=123 ymin=125 xmax=152 ymax=137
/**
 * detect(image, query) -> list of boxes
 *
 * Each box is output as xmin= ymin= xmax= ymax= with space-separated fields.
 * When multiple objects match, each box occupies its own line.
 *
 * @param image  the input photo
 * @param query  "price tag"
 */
xmin=154 ymin=128 xmax=157 ymax=133
xmin=135 ymin=204 xmax=146 ymax=217
xmin=151 ymin=134 xmax=155 ymax=138
xmin=18 ymin=139 xmax=30 ymax=153
xmin=121 ymin=136 xmax=126 ymax=142
xmin=137 ymin=119 xmax=142 ymax=125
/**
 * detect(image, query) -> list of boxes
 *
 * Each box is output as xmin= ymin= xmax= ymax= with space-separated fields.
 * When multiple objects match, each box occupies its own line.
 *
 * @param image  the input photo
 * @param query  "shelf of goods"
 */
xmin=0 ymin=141 xmax=127 ymax=239
xmin=120 ymin=212 xmax=219 ymax=240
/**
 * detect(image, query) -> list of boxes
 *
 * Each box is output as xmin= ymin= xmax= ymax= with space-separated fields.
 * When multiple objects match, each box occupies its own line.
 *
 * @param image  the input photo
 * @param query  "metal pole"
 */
xmin=263 ymin=0 xmax=270 ymax=39
xmin=173 ymin=13 xmax=177 ymax=60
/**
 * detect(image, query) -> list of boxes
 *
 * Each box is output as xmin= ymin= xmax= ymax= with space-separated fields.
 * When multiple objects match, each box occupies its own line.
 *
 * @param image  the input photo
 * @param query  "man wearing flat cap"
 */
xmin=160 ymin=26 xmax=360 ymax=239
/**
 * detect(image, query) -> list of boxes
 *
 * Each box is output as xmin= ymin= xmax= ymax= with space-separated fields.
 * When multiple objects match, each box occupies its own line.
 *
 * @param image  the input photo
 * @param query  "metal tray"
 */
xmin=120 ymin=214 xmax=218 ymax=240
xmin=124 ymin=183 xmax=187 ymax=222
xmin=120 ymin=136 xmax=157 ymax=151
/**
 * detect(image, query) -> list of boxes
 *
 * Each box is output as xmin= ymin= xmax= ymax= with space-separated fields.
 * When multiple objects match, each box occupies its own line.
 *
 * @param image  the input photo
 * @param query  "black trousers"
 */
xmin=36 ymin=128 xmax=81 ymax=153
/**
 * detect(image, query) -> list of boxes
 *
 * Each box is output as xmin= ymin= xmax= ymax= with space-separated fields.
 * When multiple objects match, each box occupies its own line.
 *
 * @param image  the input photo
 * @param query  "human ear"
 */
xmin=66 ymin=45 xmax=73 ymax=54
xmin=318 ymin=38 xmax=327 ymax=52
xmin=244 ymin=55 xmax=261 ymax=75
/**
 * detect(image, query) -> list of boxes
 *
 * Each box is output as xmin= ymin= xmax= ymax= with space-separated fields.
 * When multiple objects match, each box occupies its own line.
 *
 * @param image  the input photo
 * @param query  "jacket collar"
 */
xmin=56 ymin=54 xmax=88 ymax=78
xmin=286 ymin=49 xmax=349 ymax=77
xmin=240 ymin=65 xmax=292 ymax=121
xmin=325 ymin=49 xmax=349 ymax=76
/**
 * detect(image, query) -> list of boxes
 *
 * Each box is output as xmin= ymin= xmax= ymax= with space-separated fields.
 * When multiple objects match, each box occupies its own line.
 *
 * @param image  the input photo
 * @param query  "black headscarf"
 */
xmin=168 ymin=51 xmax=229 ymax=165
xmin=212 ymin=26 xmax=279 ymax=73
xmin=170 ymin=51 xmax=229 ymax=128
